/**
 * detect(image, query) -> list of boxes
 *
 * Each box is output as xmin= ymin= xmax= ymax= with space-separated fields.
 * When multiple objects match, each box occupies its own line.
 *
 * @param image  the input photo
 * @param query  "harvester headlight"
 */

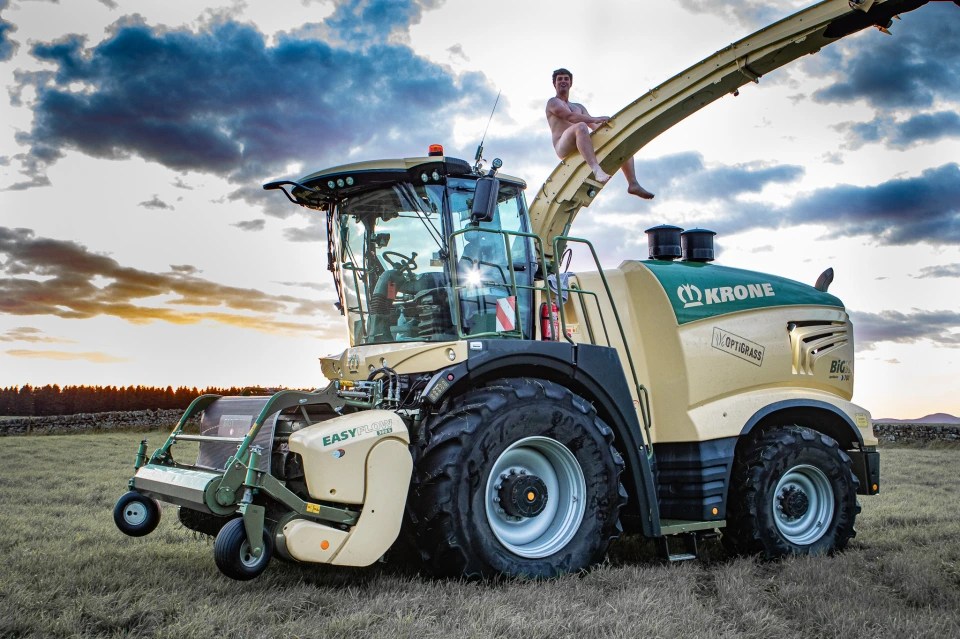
xmin=446 ymin=348 xmax=456 ymax=361
xmin=336 ymin=179 xmax=345 ymax=188
xmin=432 ymin=171 xmax=440 ymax=181
xmin=421 ymin=172 xmax=429 ymax=183
xmin=327 ymin=180 xmax=336 ymax=189
xmin=345 ymin=176 xmax=354 ymax=186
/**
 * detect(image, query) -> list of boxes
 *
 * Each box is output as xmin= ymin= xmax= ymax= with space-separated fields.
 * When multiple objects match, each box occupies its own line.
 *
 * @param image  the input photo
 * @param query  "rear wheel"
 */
xmin=213 ymin=518 xmax=273 ymax=581
xmin=723 ymin=425 xmax=859 ymax=558
xmin=410 ymin=378 xmax=626 ymax=578
xmin=114 ymin=491 xmax=161 ymax=537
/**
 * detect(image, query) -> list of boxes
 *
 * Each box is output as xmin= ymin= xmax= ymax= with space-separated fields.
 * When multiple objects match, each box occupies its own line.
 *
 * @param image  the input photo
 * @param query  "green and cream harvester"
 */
xmin=115 ymin=0 xmax=944 ymax=579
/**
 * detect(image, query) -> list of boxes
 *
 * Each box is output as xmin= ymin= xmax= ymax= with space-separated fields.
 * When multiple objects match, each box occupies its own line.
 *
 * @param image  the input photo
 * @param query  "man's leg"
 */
xmin=554 ymin=124 xmax=611 ymax=183
xmin=620 ymin=157 xmax=655 ymax=199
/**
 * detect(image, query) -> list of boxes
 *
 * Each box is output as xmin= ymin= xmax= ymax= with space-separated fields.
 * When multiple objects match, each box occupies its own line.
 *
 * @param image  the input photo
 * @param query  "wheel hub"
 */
xmin=772 ymin=464 xmax=835 ymax=546
xmin=123 ymin=502 xmax=148 ymax=526
xmin=778 ymin=485 xmax=810 ymax=519
xmin=499 ymin=472 xmax=548 ymax=518
xmin=484 ymin=436 xmax=587 ymax=558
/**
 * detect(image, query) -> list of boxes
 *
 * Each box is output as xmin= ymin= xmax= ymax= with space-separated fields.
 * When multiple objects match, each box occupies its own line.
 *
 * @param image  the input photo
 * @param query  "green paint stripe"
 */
xmin=642 ymin=260 xmax=843 ymax=325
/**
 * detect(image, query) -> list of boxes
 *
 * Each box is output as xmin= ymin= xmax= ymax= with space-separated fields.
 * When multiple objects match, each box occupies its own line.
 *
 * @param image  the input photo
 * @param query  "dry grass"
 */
xmin=0 ymin=432 xmax=958 ymax=639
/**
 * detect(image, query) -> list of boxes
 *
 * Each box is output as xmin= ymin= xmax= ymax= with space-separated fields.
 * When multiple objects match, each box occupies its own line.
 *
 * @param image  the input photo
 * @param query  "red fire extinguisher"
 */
xmin=540 ymin=302 xmax=560 ymax=341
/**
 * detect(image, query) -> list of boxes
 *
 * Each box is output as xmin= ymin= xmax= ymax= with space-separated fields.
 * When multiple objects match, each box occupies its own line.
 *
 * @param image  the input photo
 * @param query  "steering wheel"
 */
xmin=382 ymin=250 xmax=418 ymax=272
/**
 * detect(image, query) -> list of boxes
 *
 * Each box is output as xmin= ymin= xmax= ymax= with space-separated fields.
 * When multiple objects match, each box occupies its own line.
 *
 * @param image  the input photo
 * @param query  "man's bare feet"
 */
xmin=628 ymin=183 xmax=655 ymax=199
xmin=591 ymin=165 xmax=612 ymax=184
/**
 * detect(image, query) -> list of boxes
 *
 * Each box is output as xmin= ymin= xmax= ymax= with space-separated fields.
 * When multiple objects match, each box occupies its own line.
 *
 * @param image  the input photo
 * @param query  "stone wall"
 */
xmin=2 ymin=411 xmax=958 ymax=445
xmin=872 ymin=422 xmax=960 ymax=445
xmin=0 ymin=409 xmax=185 ymax=436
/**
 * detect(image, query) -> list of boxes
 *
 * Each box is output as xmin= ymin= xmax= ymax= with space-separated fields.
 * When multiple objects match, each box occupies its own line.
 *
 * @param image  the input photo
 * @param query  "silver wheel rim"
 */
xmin=239 ymin=538 xmax=262 ymax=568
xmin=773 ymin=464 xmax=834 ymax=545
xmin=484 ymin=436 xmax=586 ymax=558
xmin=123 ymin=501 xmax=148 ymax=526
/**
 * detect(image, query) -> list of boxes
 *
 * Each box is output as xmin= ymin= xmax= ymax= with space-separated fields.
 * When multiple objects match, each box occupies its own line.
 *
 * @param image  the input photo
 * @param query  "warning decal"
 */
xmin=495 ymin=296 xmax=517 ymax=332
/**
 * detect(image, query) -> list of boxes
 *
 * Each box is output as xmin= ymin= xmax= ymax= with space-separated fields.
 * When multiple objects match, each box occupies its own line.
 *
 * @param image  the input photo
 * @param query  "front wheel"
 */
xmin=723 ymin=425 xmax=860 ymax=558
xmin=213 ymin=518 xmax=273 ymax=581
xmin=114 ymin=491 xmax=161 ymax=537
xmin=410 ymin=378 xmax=626 ymax=578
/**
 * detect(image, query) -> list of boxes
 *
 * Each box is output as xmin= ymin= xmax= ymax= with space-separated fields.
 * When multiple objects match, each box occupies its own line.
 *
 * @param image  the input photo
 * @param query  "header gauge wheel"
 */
xmin=114 ymin=491 xmax=160 ymax=537
xmin=411 ymin=378 xmax=626 ymax=578
xmin=213 ymin=518 xmax=273 ymax=581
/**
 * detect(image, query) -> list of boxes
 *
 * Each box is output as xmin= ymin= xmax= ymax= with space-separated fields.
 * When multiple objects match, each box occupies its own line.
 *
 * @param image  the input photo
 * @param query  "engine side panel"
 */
xmin=572 ymin=261 xmax=868 ymax=446
xmin=288 ymin=410 xmax=410 ymax=504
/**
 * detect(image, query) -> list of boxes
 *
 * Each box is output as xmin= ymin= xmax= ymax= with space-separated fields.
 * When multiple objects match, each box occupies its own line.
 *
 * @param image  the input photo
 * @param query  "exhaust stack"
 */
xmin=681 ymin=228 xmax=716 ymax=262
xmin=645 ymin=224 xmax=683 ymax=261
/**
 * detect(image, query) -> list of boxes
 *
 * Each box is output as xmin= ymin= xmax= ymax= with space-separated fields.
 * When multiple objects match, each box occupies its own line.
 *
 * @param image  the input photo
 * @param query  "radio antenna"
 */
xmin=474 ymin=90 xmax=501 ymax=171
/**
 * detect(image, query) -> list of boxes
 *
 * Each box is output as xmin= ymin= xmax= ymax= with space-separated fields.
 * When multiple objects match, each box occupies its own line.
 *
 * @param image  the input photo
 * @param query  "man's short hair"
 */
xmin=552 ymin=68 xmax=573 ymax=83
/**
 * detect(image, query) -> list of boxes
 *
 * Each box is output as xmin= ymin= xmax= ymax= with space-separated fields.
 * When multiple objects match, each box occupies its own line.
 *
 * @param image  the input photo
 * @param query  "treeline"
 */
xmin=0 ymin=385 xmax=282 ymax=416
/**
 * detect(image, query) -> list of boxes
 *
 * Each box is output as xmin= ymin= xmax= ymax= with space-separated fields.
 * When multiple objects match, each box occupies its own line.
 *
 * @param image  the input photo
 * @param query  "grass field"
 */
xmin=1 ymin=431 xmax=958 ymax=639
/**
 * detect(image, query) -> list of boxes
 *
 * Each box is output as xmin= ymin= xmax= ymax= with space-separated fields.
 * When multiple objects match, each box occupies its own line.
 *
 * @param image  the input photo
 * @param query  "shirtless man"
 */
xmin=546 ymin=68 xmax=654 ymax=199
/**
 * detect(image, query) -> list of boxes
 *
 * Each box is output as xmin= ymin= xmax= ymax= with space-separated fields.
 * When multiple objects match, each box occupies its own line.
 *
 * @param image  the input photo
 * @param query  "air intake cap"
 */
xmin=681 ymin=228 xmax=716 ymax=262
xmin=645 ymin=224 xmax=683 ymax=260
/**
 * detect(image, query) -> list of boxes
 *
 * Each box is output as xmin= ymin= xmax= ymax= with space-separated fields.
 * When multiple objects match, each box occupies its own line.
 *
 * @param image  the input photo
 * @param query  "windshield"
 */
xmin=331 ymin=178 xmax=534 ymax=346
xmin=448 ymin=178 xmax=534 ymax=338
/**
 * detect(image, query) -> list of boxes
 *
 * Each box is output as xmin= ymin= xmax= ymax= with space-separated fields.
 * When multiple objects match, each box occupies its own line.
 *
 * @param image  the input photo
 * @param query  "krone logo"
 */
xmin=346 ymin=349 xmax=361 ymax=373
xmin=676 ymin=281 xmax=776 ymax=309
xmin=677 ymin=283 xmax=704 ymax=308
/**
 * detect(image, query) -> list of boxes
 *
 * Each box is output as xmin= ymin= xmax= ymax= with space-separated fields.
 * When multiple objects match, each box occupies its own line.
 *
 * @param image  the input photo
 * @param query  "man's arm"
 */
xmin=546 ymin=97 xmax=609 ymax=127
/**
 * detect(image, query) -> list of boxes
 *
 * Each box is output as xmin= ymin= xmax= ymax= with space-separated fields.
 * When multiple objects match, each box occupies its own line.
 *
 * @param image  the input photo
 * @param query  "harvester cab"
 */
xmin=285 ymin=151 xmax=541 ymax=347
xmin=114 ymin=0 xmax=948 ymax=581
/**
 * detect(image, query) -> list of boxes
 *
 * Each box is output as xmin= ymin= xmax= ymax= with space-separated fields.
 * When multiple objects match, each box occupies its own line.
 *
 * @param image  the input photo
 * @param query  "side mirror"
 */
xmin=470 ymin=175 xmax=499 ymax=224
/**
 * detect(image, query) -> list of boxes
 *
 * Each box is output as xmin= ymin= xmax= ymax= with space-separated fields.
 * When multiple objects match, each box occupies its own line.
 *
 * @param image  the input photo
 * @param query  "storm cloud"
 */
xmin=9 ymin=3 xmax=494 ymax=198
xmin=233 ymin=219 xmax=266 ymax=232
xmin=138 ymin=195 xmax=174 ymax=210
xmin=809 ymin=3 xmax=960 ymax=109
xmin=0 ymin=226 xmax=336 ymax=334
xmin=325 ymin=0 xmax=436 ymax=44
xmin=615 ymin=152 xmax=804 ymax=204
xmin=915 ymin=263 xmax=960 ymax=279
xmin=677 ymin=0 xmax=793 ymax=29
xmin=0 ymin=0 xmax=16 ymax=61
xmin=850 ymin=308 xmax=960 ymax=350
xmin=838 ymin=111 xmax=960 ymax=150
xmin=710 ymin=163 xmax=960 ymax=245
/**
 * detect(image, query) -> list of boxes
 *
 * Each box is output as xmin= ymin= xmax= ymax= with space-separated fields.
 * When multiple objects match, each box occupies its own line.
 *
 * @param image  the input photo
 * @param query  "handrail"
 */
xmin=552 ymin=236 xmax=654 ymax=457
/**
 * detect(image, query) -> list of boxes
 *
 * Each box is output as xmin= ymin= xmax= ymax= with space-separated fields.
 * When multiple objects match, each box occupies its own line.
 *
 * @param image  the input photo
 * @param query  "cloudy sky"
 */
xmin=0 ymin=0 xmax=957 ymax=418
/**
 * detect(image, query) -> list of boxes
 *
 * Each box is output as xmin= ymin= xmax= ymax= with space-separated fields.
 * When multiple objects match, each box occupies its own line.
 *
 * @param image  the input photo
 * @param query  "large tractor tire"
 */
xmin=410 ymin=377 xmax=626 ymax=578
xmin=723 ymin=425 xmax=860 ymax=558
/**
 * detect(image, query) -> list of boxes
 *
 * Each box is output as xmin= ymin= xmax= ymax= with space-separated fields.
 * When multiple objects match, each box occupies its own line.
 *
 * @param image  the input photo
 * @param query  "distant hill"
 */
xmin=874 ymin=413 xmax=960 ymax=424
